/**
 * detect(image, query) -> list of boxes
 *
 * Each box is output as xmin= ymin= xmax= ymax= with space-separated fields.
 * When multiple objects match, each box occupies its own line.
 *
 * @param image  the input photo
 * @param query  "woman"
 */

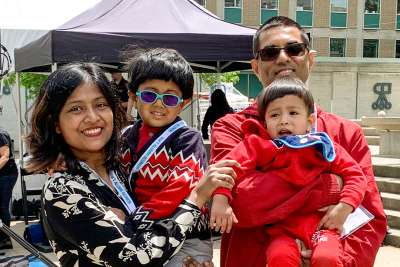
xmin=201 ymin=89 xmax=234 ymax=139
xmin=0 ymin=128 xmax=18 ymax=250
xmin=26 ymin=63 xmax=237 ymax=267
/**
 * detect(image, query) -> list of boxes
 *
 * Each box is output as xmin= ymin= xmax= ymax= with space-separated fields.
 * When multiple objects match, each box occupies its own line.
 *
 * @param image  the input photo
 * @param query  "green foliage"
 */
xmin=2 ymin=72 xmax=48 ymax=99
xmin=200 ymin=71 xmax=240 ymax=87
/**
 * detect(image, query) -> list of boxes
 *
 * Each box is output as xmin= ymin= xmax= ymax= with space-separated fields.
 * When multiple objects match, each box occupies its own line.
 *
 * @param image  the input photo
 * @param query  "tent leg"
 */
xmin=16 ymin=72 xmax=28 ymax=225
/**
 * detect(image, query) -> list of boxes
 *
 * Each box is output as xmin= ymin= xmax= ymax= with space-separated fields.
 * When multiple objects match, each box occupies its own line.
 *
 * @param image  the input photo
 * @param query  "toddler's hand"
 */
xmin=318 ymin=202 xmax=353 ymax=233
xmin=210 ymin=194 xmax=238 ymax=234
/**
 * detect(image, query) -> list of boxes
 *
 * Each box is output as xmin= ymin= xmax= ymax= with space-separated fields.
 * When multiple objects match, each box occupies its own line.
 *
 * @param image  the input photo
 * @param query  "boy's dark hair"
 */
xmin=26 ymin=63 xmax=124 ymax=174
xmin=253 ymin=16 xmax=310 ymax=57
xmin=258 ymin=77 xmax=314 ymax=122
xmin=126 ymin=48 xmax=194 ymax=99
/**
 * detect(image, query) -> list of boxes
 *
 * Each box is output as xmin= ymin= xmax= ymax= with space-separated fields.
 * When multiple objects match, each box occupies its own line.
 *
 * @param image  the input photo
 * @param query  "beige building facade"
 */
xmin=197 ymin=0 xmax=400 ymax=118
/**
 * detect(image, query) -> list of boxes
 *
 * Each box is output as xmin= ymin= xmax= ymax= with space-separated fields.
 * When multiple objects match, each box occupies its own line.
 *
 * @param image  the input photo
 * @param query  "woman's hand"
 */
xmin=188 ymin=160 xmax=239 ymax=208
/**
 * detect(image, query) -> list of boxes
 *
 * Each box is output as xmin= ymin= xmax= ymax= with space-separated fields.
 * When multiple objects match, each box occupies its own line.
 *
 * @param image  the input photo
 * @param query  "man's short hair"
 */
xmin=126 ymin=48 xmax=194 ymax=100
xmin=253 ymin=16 xmax=310 ymax=57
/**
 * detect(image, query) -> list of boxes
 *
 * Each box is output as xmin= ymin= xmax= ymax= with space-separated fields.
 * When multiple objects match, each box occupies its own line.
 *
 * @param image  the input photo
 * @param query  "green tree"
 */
xmin=199 ymin=71 xmax=240 ymax=87
xmin=2 ymin=72 xmax=48 ymax=99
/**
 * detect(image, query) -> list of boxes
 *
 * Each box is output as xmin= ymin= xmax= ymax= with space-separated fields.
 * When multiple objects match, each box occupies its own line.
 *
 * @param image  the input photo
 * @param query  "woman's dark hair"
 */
xmin=25 ymin=63 xmax=124 ymax=174
xmin=258 ymin=77 xmax=314 ymax=122
xmin=126 ymin=48 xmax=194 ymax=99
xmin=210 ymin=89 xmax=232 ymax=113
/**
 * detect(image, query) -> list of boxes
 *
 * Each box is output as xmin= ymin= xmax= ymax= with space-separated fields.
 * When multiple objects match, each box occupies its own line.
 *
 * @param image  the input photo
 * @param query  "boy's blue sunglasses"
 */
xmin=136 ymin=90 xmax=183 ymax=107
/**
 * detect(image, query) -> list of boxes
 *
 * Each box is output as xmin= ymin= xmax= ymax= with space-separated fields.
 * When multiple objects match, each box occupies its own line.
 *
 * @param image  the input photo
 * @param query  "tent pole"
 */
xmin=197 ymin=74 xmax=201 ymax=131
xmin=16 ymin=72 xmax=23 ymax=163
xmin=16 ymin=72 xmax=29 ymax=224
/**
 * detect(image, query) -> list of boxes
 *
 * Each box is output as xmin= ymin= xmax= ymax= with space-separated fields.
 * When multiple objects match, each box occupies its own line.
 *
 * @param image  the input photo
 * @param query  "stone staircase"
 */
xmin=351 ymin=119 xmax=380 ymax=146
xmin=364 ymin=126 xmax=380 ymax=145
xmin=356 ymin=119 xmax=400 ymax=247
xmin=374 ymin=164 xmax=400 ymax=247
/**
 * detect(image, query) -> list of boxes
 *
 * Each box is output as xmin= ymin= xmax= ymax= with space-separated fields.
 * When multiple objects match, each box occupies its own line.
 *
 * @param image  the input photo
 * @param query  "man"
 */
xmin=210 ymin=16 xmax=387 ymax=267
xmin=110 ymin=70 xmax=135 ymax=121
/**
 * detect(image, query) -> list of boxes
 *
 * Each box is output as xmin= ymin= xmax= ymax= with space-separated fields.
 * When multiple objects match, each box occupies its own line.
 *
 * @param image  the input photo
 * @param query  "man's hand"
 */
xmin=318 ymin=202 xmax=353 ymax=233
xmin=210 ymin=195 xmax=238 ymax=234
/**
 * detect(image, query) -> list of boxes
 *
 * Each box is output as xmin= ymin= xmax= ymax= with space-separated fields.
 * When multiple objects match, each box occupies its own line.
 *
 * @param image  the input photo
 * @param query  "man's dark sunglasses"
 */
xmin=257 ymin=43 xmax=308 ymax=61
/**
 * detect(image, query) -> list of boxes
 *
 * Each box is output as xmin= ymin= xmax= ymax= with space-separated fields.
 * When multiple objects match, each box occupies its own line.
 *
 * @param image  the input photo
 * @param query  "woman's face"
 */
xmin=56 ymin=82 xmax=114 ymax=161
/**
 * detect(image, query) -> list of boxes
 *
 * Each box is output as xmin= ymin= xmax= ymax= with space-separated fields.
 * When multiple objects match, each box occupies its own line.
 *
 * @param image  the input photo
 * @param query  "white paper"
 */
xmin=341 ymin=205 xmax=374 ymax=239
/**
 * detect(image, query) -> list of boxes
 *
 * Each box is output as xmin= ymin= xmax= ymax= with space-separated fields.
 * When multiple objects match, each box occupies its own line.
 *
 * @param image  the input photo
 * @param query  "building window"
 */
xmin=261 ymin=0 xmax=278 ymax=9
xmin=330 ymin=38 xmax=346 ymax=57
xmin=193 ymin=0 xmax=206 ymax=6
xmin=296 ymin=0 xmax=313 ymax=27
xmin=365 ymin=0 xmax=379 ymax=13
xmin=396 ymin=40 xmax=400 ymax=58
xmin=397 ymin=0 xmax=400 ymax=29
xmin=297 ymin=0 xmax=313 ymax=11
xmin=363 ymin=39 xmax=379 ymax=58
xmin=331 ymin=0 xmax=347 ymax=12
xmin=261 ymin=0 xmax=278 ymax=24
xmin=224 ymin=0 xmax=242 ymax=23
xmin=331 ymin=0 xmax=347 ymax=27
xmin=364 ymin=0 xmax=380 ymax=28
xmin=225 ymin=0 xmax=241 ymax=7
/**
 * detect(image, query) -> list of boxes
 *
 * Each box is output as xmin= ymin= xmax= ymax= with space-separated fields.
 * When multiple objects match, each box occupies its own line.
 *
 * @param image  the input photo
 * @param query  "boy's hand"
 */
xmin=210 ymin=194 xmax=238 ymax=234
xmin=318 ymin=202 xmax=353 ymax=233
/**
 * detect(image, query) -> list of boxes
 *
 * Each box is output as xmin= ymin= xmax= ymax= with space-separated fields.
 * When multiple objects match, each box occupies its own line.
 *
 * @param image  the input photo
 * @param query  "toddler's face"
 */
xmin=264 ymin=94 xmax=313 ymax=139
xmin=134 ymin=79 xmax=187 ymax=128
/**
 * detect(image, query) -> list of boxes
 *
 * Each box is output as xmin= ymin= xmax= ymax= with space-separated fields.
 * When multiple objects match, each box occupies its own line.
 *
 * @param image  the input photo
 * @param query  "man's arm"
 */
xmin=210 ymin=115 xmax=341 ymax=227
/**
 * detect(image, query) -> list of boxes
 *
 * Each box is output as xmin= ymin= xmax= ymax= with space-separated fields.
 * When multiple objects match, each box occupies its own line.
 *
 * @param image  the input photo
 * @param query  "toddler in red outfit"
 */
xmin=211 ymin=77 xmax=367 ymax=267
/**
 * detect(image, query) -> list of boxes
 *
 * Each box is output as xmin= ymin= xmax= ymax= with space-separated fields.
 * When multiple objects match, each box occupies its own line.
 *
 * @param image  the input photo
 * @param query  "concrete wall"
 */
xmin=279 ymin=0 xmax=290 ymax=17
xmin=347 ymin=38 xmax=357 ymax=57
xmin=310 ymin=60 xmax=400 ymax=119
xmin=313 ymin=0 xmax=329 ymax=28
xmin=380 ymin=39 xmax=395 ymax=58
xmin=243 ymin=0 xmax=260 ymax=27
xmin=206 ymin=0 xmax=217 ymax=15
xmin=313 ymin=37 xmax=329 ymax=57
xmin=381 ymin=0 xmax=397 ymax=30
xmin=347 ymin=0 xmax=358 ymax=28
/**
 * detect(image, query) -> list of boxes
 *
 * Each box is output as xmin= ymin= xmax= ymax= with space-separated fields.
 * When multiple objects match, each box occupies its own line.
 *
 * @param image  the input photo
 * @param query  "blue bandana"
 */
xmin=273 ymin=132 xmax=336 ymax=162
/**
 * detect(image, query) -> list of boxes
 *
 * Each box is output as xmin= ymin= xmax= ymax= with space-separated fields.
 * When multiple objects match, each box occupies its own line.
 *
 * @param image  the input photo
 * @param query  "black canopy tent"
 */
xmin=14 ymin=0 xmax=256 ymax=73
xmin=13 ymin=0 xmax=258 ymax=225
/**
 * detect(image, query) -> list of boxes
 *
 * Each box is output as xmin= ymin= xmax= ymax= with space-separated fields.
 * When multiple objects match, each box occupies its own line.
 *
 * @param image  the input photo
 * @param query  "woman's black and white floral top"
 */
xmin=41 ymin=170 xmax=201 ymax=267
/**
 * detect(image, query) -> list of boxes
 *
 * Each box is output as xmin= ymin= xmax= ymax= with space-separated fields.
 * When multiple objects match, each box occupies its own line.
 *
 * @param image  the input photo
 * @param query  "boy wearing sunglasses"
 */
xmin=119 ymin=48 xmax=213 ymax=266
xmin=213 ymin=77 xmax=367 ymax=267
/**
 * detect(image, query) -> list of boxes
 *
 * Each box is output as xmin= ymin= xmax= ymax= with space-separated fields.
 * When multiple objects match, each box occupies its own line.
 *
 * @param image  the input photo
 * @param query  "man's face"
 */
xmin=251 ymin=26 xmax=316 ymax=87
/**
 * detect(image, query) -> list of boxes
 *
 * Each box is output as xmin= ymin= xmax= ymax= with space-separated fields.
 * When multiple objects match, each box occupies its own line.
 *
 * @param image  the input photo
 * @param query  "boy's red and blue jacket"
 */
xmin=119 ymin=117 xmax=210 ymax=239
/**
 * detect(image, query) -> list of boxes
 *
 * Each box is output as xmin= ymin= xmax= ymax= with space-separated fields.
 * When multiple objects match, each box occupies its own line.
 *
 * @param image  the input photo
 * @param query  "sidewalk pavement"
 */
xmin=3 ymin=220 xmax=400 ymax=267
